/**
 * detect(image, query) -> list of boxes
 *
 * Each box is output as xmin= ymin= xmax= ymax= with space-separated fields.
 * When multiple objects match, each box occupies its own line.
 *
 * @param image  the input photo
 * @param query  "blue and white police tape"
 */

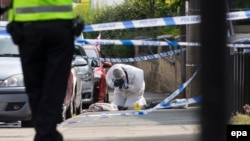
xmin=0 ymin=21 xmax=8 ymax=27
xmin=227 ymin=44 xmax=250 ymax=48
xmin=83 ymin=15 xmax=200 ymax=32
xmin=227 ymin=10 xmax=250 ymax=21
xmin=160 ymin=96 xmax=201 ymax=109
xmin=82 ymin=48 xmax=186 ymax=63
xmin=0 ymin=10 xmax=249 ymax=34
xmin=76 ymin=39 xmax=200 ymax=47
xmin=76 ymin=67 xmax=200 ymax=119
xmin=144 ymin=67 xmax=200 ymax=113
xmin=83 ymin=10 xmax=250 ymax=32
xmin=0 ymin=30 xmax=9 ymax=36
xmin=78 ymin=96 xmax=201 ymax=119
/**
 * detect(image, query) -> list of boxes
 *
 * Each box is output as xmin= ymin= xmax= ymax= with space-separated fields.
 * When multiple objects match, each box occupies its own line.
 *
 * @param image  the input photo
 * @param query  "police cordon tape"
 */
xmin=161 ymin=96 xmax=201 ymax=109
xmin=0 ymin=30 xmax=9 ymax=36
xmin=82 ymin=48 xmax=186 ymax=63
xmin=145 ymin=67 xmax=200 ymax=113
xmin=83 ymin=10 xmax=250 ymax=32
xmin=0 ymin=29 xmax=200 ymax=47
xmin=0 ymin=10 xmax=248 ymax=34
xmin=0 ymin=31 xmax=187 ymax=63
xmin=228 ymin=44 xmax=250 ymax=48
xmin=1 ymin=30 xmax=248 ymax=48
xmin=71 ymin=67 xmax=200 ymax=120
xmin=76 ymin=39 xmax=200 ymax=47
xmin=77 ymin=39 xmax=250 ymax=48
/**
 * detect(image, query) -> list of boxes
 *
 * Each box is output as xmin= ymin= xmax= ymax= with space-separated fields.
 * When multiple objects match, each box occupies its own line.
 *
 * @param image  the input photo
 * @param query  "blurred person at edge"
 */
xmin=106 ymin=64 xmax=147 ymax=110
xmin=6 ymin=0 xmax=83 ymax=141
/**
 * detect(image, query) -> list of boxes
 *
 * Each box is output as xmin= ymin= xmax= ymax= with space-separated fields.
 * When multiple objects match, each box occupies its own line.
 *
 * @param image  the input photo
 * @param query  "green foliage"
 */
xmin=129 ymin=0 xmax=182 ymax=17
xmin=73 ymin=3 xmax=91 ymax=24
xmin=168 ymin=0 xmax=184 ymax=15
xmin=230 ymin=0 xmax=250 ymax=10
xmin=75 ymin=0 xmax=180 ymax=58
xmin=73 ymin=1 xmax=104 ymax=24
xmin=230 ymin=113 xmax=250 ymax=125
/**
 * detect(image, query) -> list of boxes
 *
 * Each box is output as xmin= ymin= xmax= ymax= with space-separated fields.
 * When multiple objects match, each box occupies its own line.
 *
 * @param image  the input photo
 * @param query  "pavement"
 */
xmin=0 ymin=92 xmax=201 ymax=141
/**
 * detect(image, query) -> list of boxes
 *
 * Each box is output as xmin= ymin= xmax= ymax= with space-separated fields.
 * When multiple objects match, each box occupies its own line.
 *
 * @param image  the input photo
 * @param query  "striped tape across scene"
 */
xmin=0 ymin=32 xmax=186 ymax=63
xmin=161 ymin=96 xmax=201 ymax=109
xmin=227 ymin=44 xmax=250 ymax=48
xmin=1 ymin=30 xmax=248 ymax=48
xmin=145 ymin=67 xmax=200 ymax=113
xmin=0 ymin=10 xmax=249 ymax=34
xmin=76 ymin=39 xmax=200 ymax=47
xmin=78 ymin=39 xmax=250 ymax=48
xmin=83 ymin=10 xmax=250 ymax=32
xmin=0 ymin=30 xmax=199 ymax=47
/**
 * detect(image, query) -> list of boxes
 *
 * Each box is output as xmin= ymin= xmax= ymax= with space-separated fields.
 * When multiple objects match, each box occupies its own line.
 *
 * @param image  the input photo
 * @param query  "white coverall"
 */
xmin=106 ymin=64 xmax=147 ymax=109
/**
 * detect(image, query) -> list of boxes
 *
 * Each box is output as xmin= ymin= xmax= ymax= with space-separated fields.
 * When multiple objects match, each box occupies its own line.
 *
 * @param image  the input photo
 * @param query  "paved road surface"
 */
xmin=61 ymin=108 xmax=200 ymax=127
xmin=0 ymin=92 xmax=201 ymax=141
xmin=0 ymin=107 xmax=201 ymax=141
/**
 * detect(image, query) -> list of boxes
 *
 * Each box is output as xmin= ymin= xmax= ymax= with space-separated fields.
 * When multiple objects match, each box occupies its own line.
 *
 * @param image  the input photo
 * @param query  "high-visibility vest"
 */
xmin=8 ymin=0 xmax=74 ymax=22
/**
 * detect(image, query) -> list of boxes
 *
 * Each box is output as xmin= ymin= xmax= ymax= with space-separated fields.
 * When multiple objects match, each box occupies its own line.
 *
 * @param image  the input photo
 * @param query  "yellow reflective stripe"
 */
xmin=14 ymin=13 xmax=74 ymax=22
xmin=16 ymin=5 xmax=72 ymax=14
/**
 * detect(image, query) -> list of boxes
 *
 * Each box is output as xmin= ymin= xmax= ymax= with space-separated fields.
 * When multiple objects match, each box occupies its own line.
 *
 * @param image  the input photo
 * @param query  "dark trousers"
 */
xmin=18 ymin=20 xmax=74 ymax=141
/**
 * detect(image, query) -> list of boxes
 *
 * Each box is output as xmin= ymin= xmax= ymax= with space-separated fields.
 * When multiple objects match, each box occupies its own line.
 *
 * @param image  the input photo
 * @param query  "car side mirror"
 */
xmin=103 ymin=62 xmax=112 ymax=68
xmin=72 ymin=56 xmax=87 ymax=67
xmin=91 ymin=59 xmax=98 ymax=67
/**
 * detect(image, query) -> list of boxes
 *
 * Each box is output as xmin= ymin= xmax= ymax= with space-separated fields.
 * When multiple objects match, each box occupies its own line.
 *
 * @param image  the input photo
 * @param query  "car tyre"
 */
xmin=104 ymin=87 xmax=109 ymax=103
xmin=76 ymin=98 xmax=82 ymax=115
xmin=66 ymin=101 xmax=74 ymax=119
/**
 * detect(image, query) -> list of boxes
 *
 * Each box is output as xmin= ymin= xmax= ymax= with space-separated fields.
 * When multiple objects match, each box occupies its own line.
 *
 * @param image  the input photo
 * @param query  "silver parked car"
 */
xmin=74 ymin=44 xmax=97 ymax=107
xmin=62 ymin=54 xmax=86 ymax=121
xmin=0 ymin=36 xmax=86 ymax=125
xmin=0 ymin=36 xmax=32 ymax=125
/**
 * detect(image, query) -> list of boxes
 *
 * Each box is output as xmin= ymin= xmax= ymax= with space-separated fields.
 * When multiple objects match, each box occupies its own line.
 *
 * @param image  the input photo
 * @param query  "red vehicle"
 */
xmin=81 ymin=45 xmax=112 ymax=105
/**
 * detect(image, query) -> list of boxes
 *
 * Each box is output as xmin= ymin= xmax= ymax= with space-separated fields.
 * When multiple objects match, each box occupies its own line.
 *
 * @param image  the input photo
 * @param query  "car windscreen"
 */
xmin=0 ymin=37 xmax=19 ymax=57
xmin=84 ymin=49 xmax=98 ymax=58
xmin=74 ymin=45 xmax=87 ymax=56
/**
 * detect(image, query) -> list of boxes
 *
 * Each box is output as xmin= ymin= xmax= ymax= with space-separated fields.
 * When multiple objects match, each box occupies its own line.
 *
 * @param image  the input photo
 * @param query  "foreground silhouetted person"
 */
xmin=6 ymin=0 xmax=83 ymax=141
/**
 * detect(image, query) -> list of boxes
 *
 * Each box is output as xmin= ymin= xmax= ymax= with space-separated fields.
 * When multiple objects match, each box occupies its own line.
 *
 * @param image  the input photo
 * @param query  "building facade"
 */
xmin=90 ymin=0 xmax=125 ymax=9
xmin=0 ymin=0 xmax=11 ymax=20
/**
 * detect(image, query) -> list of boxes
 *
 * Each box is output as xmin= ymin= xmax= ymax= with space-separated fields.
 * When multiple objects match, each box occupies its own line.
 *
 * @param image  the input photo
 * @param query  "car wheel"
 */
xmin=76 ymin=99 xmax=82 ymax=115
xmin=104 ymin=87 xmax=109 ymax=103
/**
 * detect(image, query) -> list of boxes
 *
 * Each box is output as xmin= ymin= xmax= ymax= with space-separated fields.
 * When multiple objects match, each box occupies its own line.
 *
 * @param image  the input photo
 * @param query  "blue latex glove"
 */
xmin=120 ymin=81 xmax=126 ymax=89
xmin=120 ymin=81 xmax=128 ymax=89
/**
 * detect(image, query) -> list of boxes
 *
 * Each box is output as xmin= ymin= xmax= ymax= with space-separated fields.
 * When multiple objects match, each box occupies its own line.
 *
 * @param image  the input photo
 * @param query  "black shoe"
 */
xmin=117 ymin=105 xmax=128 ymax=110
xmin=143 ymin=101 xmax=161 ymax=109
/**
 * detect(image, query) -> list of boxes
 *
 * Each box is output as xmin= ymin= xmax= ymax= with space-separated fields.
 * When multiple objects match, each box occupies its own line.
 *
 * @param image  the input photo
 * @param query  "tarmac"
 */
xmin=0 ymin=92 xmax=201 ymax=141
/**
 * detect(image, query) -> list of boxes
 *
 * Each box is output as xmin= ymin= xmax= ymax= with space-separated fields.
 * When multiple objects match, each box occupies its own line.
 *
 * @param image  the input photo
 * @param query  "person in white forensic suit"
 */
xmin=106 ymin=64 xmax=147 ymax=110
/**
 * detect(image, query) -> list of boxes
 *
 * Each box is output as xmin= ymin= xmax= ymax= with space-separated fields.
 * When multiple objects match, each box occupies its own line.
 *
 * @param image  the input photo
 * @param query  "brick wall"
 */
xmin=133 ymin=46 xmax=183 ymax=94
